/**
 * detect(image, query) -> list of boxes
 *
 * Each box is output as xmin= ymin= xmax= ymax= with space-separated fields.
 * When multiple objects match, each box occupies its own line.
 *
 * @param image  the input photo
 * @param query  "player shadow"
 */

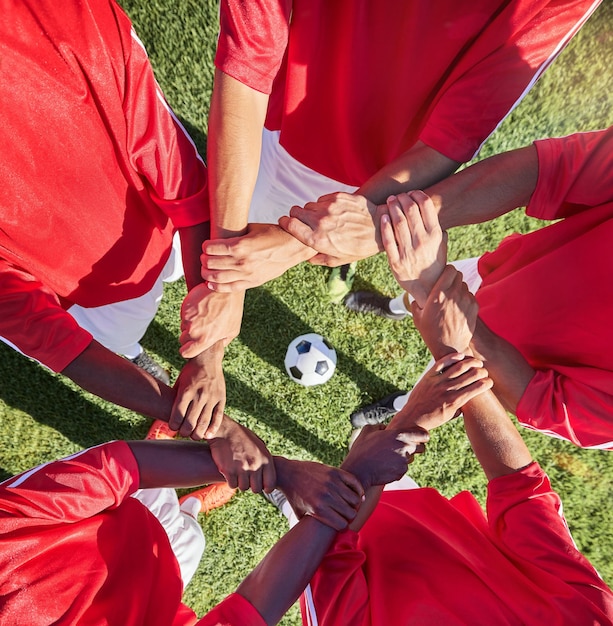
xmin=147 ymin=283 xmax=404 ymax=427
xmin=239 ymin=285 xmax=403 ymax=399
xmin=0 ymin=342 xmax=142 ymax=453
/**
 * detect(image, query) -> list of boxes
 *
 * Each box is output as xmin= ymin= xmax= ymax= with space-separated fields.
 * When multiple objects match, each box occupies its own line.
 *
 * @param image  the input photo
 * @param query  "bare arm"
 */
xmin=62 ymin=340 xmax=175 ymax=420
xmin=430 ymin=144 xmax=539 ymax=231
xmin=236 ymin=426 xmax=427 ymax=625
xmin=178 ymin=221 xmax=211 ymax=291
xmin=469 ymin=318 xmax=535 ymax=414
xmin=127 ymin=439 xmax=224 ymax=488
xmin=358 ymin=140 xmax=460 ymax=205
xmin=280 ymin=141 xmax=459 ymax=266
xmin=462 ymin=390 xmax=533 ymax=481
xmin=207 ymin=70 xmax=268 ymax=239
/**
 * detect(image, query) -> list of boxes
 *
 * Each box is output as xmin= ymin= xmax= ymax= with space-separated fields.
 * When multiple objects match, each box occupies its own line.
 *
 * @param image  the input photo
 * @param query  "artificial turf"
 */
xmin=0 ymin=2 xmax=612 ymax=623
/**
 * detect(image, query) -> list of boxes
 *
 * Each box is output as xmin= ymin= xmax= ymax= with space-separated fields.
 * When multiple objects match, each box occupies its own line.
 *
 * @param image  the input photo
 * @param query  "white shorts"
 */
xmin=67 ymin=234 xmax=183 ymax=358
xmin=249 ymin=129 xmax=357 ymax=224
xmin=132 ymin=487 xmax=205 ymax=588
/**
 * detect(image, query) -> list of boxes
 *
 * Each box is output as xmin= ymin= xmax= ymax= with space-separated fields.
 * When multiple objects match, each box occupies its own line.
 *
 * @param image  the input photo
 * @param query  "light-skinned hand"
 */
xmin=380 ymin=190 xmax=447 ymax=308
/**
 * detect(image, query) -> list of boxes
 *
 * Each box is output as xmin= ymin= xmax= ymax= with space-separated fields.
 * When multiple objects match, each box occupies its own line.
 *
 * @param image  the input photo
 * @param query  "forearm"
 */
xmin=127 ymin=440 xmax=224 ymax=488
xmin=427 ymin=145 xmax=539 ymax=231
xmin=207 ymin=70 xmax=268 ymax=239
xmin=62 ymin=340 xmax=175 ymax=420
xmin=236 ymin=515 xmax=337 ymax=626
xmin=348 ymin=485 xmax=383 ymax=532
xmin=470 ymin=318 xmax=535 ymax=413
xmin=179 ymin=221 xmax=211 ymax=291
xmin=357 ymin=140 xmax=460 ymax=205
xmin=462 ymin=390 xmax=533 ymax=481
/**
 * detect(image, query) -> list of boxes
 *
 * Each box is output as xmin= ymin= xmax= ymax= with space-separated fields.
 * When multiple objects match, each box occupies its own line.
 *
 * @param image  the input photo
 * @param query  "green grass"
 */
xmin=1 ymin=2 xmax=613 ymax=624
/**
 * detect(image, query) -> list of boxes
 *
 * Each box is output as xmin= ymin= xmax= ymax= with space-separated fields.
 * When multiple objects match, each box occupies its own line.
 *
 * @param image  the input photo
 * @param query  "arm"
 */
xmin=172 ymin=224 xmax=228 ymax=440
xmin=461 ymin=390 xmax=533 ymax=481
xmin=279 ymin=142 xmax=459 ymax=266
xmin=279 ymin=143 xmax=538 ymax=265
xmin=62 ymin=339 xmax=175 ymax=420
xmin=430 ymin=144 xmax=539 ymax=231
xmin=127 ymin=439 xmax=225 ymax=488
xmin=207 ymin=70 xmax=268 ymax=241
xmin=178 ymin=70 xmax=267 ymax=357
xmin=235 ymin=426 xmax=428 ymax=626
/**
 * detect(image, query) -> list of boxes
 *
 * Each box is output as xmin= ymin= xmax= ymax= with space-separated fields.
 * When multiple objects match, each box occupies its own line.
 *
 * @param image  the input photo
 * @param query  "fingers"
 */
xmin=207 ymin=279 xmax=254 ymax=293
xmin=179 ymin=337 xmax=203 ymax=359
xmin=380 ymin=213 xmax=400 ymax=264
xmin=204 ymin=406 xmax=225 ymax=439
xmin=408 ymin=190 xmax=440 ymax=233
xmin=279 ymin=214 xmax=316 ymax=248
xmin=396 ymin=427 xmax=431 ymax=447
xmin=432 ymin=352 xmax=466 ymax=374
xmin=262 ymin=461 xmax=277 ymax=493
xmin=202 ymin=239 xmax=236 ymax=257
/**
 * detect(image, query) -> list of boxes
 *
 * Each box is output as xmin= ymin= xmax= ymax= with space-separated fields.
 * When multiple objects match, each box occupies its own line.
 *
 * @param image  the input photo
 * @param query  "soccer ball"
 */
xmin=284 ymin=333 xmax=337 ymax=387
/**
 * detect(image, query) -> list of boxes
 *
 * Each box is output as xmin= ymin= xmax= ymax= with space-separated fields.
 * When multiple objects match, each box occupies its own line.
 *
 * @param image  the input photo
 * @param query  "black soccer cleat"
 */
xmin=344 ymin=291 xmax=408 ymax=321
xmin=350 ymin=390 xmax=407 ymax=428
xmin=130 ymin=349 xmax=171 ymax=385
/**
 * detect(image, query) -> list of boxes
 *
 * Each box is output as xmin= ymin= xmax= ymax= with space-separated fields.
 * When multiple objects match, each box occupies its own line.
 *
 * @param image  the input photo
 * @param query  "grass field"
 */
xmin=1 ymin=2 xmax=612 ymax=624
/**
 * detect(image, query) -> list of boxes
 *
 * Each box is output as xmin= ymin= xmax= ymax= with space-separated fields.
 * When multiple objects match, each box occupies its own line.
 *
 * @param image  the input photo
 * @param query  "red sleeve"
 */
xmin=517 ymin=370 xmax=613 ymax=450
xmin=528 ymin=127 xmax=613 ymax=220
xmin=196 ymin=593 xmax=266 ymax=626
xmin=0 ymin=441 xmax=139 ymax=523
xmin=420 ymin=0 xmax=600 ymax=162
xmin=0 ymin=260 xmax=92 ymax=372
xmin=123 ymin=28 xmax=209 ymax=228
xmin=300 ymin=530 xmax=370 ymax=626
xmin=215 ymin=0 xmax=292 ymax=94
xmin=487 ymin=463 xmax=613 ymax=618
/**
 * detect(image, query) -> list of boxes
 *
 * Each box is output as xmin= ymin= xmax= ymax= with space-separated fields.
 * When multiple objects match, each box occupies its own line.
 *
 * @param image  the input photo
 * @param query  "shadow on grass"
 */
xmin=146 ymin=284 xmax=403 ymax=463
xmin=0 ymin=343 xmax=141 ymax=449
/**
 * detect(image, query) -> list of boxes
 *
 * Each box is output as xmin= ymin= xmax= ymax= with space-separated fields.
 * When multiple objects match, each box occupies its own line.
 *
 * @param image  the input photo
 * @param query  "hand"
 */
xmin=279 ymin=192 xmax=381 ymax=266
xmin=274 ymin=457 xmax=364 ymax=531
xmin=207 ymin=415 xmax=276 ymax=493
xmin=201 ymin=224 xmax=315 ymax=292
xmin=389 ymin=353 xmax=493 ymax=431
xmin=180 ymin=285 xmax=244 ymax=357
xmin=412 ymin=265 xmax=478 ymax=360
xmin=341 ymin=424 xmax=429 ymax=490
xmin=169 ymin=341 xmax=226 ymax=440
xmin=381 ymin=190 xmax=447 ymax=308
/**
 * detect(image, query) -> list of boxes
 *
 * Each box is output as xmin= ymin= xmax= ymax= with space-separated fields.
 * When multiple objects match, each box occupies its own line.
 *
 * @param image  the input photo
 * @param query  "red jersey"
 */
xmin=216 ymin=0 xmax=600 ymax=185
xmin=476 ymin=128 xmax=613 ymax=449
xmin=0 ymin=0 xmax=208 ymax=371
xmin=302 ymin=463 xmax=613 ymax=625
xmin=0 ymin=441 xmax=265 ymax=626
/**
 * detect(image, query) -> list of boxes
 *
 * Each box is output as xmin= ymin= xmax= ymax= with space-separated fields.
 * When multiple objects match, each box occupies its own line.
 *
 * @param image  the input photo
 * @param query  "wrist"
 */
xmin=208 ymin=414 xmax=234 ymax=440
xmin=339 ymin=459 xmax=370 ymax=491
xmin=272 ymin=455 xmax=290 ymax=490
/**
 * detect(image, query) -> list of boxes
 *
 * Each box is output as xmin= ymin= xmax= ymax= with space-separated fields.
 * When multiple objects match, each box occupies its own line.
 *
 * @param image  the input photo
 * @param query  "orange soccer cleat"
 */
xmin=179 ymin=483 xmax=237 ymax=515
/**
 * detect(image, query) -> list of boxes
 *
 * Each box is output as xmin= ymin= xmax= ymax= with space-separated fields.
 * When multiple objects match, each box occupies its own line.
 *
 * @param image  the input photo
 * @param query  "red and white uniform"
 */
xmin=216 ymin=0 xmax=600 ymax=186
xmin=0 ymin=442 xmax=265 ymax=626
xmin=302 ymin=463 xmax=613 ymax=625
xmin=476 ymin=127 xmax=613 ymax=449
xmin=0 ymin=0 xmax=208 ymax=372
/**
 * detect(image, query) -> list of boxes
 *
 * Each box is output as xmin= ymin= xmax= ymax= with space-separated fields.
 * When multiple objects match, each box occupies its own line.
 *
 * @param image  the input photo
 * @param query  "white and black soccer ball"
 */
xmin=284 ymin=333 xmax=337 ymax=387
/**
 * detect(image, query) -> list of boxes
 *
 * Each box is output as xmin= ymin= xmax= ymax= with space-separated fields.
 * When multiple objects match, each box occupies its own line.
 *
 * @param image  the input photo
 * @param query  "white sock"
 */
xmin=393 ymin=393 xmax=410 ymax=411
xmin=122 ymin=344 xmax=143 ymax=360
xmin=179 ymin=496 xmax=201 ymax=520
xmin=389 ymin=294 xmax=411 ymax=315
